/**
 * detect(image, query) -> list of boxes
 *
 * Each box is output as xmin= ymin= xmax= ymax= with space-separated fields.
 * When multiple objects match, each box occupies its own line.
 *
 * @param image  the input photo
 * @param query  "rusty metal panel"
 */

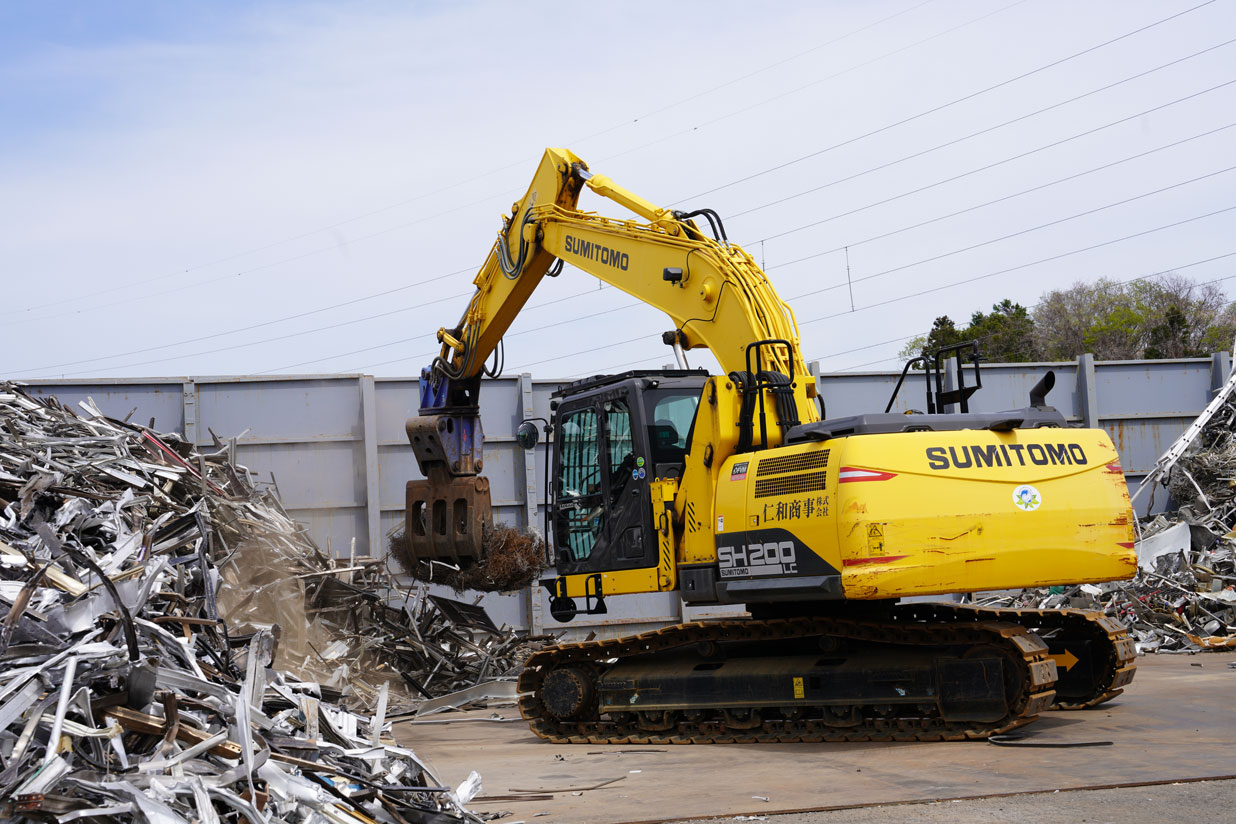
xmin=1093 ymin=359 xmax=1214 ymax=418
xmin=1101 ymin=416 xmax=1195 ymax=475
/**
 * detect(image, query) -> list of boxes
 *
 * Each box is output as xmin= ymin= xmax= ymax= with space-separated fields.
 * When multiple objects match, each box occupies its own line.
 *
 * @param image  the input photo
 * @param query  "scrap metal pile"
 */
xmin=306 ymin=574 xmax=551 ymax=705
xmin=0 ymin=382 xmax=498 ymax=822
xmin=979 ymin=367 xmax=1236 ymax=654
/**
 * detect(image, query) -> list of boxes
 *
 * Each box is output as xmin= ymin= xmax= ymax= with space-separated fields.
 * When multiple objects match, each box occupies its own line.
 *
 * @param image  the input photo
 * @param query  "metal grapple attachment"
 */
xmin=404 ymin=412 xmax=493 ymax=567
xmin=404 ymin=475 xmax=492 ymax=566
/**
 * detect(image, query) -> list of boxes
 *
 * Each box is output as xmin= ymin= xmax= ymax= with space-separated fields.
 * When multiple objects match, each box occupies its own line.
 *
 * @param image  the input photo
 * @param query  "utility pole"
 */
xmin=845 ymin=246 xmax=855 ymax=312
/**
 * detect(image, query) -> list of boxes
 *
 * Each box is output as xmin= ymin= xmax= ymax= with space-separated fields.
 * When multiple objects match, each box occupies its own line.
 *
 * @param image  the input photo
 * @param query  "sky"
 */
xmin=2 ymin=0 xmax=1234 ymax=382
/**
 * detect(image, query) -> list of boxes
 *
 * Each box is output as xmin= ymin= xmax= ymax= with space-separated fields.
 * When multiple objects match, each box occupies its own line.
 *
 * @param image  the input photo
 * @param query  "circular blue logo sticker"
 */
xmin=1013 ymin=484 xmax=1041 ymax=512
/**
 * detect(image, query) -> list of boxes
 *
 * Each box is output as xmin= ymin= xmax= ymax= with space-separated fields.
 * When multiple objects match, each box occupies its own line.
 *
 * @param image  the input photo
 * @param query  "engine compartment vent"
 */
xmin=754 ymin=470 xmax=829 ymax=498
xmin=755 ymin=449 xmax=829 ymax=477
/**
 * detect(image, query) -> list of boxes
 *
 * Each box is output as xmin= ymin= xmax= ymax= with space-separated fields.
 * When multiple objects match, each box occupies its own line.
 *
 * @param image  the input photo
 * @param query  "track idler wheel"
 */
xmin=637 ymin=710 xmax=677 ymax=731
xmin=821 ymin=704 xmax=862 ymax=728
xmin=721 ymin=708 xmax=761 ymax=730
xmin=539 ymin=666 xmax=596 ymax=720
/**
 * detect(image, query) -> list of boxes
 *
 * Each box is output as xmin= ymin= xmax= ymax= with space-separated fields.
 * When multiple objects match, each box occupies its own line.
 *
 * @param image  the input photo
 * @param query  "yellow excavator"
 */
xmin=403 ymin=148 xmax=1138 ymax=744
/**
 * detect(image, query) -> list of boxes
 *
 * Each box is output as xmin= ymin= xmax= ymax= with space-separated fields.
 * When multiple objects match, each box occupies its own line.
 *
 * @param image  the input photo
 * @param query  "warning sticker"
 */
xmin=793 ymin=677 xmax=805 ymax=699
xmin=866 ymin=523 xmax=886 ymax=556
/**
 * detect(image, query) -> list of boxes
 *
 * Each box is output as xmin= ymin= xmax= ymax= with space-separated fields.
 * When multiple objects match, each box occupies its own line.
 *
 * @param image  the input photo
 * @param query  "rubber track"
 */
xmin=895 ymin=603 xmax=1137 ymax=709
xmin=518 ymin=613 xmax=1058 ymax=745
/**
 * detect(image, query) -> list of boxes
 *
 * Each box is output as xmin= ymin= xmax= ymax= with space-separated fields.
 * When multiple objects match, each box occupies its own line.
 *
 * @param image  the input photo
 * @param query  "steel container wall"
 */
xmin=22 ymin=350 xmax=1230 ymax=634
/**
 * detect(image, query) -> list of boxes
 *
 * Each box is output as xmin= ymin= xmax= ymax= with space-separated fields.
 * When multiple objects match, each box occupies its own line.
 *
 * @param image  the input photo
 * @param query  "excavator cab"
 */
xmin=549 ymin=369 xmax=708 ymax=577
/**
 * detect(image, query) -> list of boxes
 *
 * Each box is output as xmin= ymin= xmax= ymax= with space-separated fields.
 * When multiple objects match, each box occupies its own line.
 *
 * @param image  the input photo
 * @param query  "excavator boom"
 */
xmin=406 ymin=149 xmax=817 ymax=566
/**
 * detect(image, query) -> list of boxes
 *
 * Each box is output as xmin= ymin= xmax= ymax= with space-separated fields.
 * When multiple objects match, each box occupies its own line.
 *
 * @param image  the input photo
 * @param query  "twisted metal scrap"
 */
xmin=0 ymin=382 xmax=486 ymax=823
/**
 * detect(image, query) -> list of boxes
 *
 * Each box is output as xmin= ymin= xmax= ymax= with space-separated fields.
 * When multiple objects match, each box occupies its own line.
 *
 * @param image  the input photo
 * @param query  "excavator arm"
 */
xmin=428 ymin=148 xmax=810 ymax=386
xmin=406 ymin=149 xmax=819 ymax=567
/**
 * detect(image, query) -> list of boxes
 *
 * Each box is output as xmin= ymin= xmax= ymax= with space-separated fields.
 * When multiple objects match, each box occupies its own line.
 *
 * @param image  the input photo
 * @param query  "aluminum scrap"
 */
xmin=0 ymin=381 xmax=503 ymax=822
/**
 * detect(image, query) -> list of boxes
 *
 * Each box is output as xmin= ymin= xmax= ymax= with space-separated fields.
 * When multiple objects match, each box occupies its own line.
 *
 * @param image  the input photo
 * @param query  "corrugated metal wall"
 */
xmin=22 ymin=373 xmax=564 ymax=558
xmin=22 ymin=351 xmax=1229 ymax=634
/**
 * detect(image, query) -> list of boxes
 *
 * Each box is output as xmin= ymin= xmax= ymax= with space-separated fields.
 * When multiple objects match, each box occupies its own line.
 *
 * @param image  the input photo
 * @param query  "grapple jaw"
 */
xmin=404 ymin=475 xmax=493 ymax=566
xmin=404 ymin=371 xmax=494 ymax=567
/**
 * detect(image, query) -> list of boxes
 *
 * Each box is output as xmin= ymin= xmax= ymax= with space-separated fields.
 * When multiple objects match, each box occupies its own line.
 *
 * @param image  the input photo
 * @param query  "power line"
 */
xmin=515 ymin=208 xmax=1236 ymax=376
xmin=674 ymin=1 xmax=1220 ymax=205
xmin=823 ymin=254 xmax=1236 ymax=371
xmin=564 ymin=252 xmax=1236 ymax=378
xmin=20 ymin=2 xmax=1217 ymax=376
xmin=27 ymin=278 xmax=622 ymax=379
xmin=25 ymin=289 xmax=464 ymax=380
xmin=568 ymin=0 xmax=938 ymax=146
xmin=532 ymin=164 xmax=1236 ymax=374
xmin=780 ymin=165 xmax=1236 ymax=296
xmin=275 ymin=165 xmax=1236 ymax=378
xmin=8 ymin=267 xmax=479 ymax=374
xmin=265 ymin=295 xmax=648 ymax=375
xmin=801 ymin=206 xmax=1236 ymax=329
xmin=267 ymin=283 xmax=646 ymax=374
xmin=748 ymin=79 xmax=1236 ymax=246
xmin=2 ymin=1 xmax=938 ymax=321
xmin=54 ymin=17 xmax=1232 ymax=378
xmin=768 ymin=121 xmax=1236 ymax=265
xmin=598 ymin=0 xmax=1035 ymax=172
xmin=248 ymin=89 xmax=1236 ymax=378
xmin=3 ymin=188 xmax=517 ymax=330
xmin=26 ymin=83 xmax=1232 ymax=380
xmin=305 ymin=90 xmax=1236 ymax=374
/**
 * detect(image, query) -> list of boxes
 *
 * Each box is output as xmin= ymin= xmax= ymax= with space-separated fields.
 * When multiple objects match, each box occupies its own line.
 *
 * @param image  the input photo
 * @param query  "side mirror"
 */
xmin=516 ymin=420 xmax=540 ymax=450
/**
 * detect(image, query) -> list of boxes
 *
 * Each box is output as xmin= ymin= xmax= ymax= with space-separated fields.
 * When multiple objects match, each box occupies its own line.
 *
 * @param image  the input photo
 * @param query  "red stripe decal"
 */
xmin=843 ymin=555 xmax=909 ymax=566
xmin=838 ymin=467 xmax=897 ymax=483
xmin=1117 ymin=542 xmax=1135 ymax=549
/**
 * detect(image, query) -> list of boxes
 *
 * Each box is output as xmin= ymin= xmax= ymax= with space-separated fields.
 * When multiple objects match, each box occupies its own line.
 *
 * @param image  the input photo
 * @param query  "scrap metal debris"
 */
xmin=390 ymin=525 xmax=546 ymax=593
xmin=0 ymin=381 xmax=524 ymax=822
xmin=979 ymin=365 xmax=1236 ymax=653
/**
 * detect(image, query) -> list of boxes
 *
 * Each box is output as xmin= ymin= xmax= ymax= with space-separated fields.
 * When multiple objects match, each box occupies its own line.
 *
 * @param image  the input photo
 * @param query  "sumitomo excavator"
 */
xmin=403 ymin=148 xmax=1138 ymax=744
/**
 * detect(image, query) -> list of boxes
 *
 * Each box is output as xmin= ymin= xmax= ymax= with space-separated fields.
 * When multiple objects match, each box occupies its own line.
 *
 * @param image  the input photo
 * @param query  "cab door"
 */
xmin=552 ymin=388 xmax=655 ymax=575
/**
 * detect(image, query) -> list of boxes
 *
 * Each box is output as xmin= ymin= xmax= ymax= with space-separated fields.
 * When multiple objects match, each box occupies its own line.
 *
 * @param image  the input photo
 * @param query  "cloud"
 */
xmin=1 ymin=0 xmax=1233 ymax=379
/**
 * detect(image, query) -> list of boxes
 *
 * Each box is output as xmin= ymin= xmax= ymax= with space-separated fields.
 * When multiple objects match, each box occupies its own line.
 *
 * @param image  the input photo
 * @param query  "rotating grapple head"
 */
xmin=404 ymin=412 xmax=492 ymax=567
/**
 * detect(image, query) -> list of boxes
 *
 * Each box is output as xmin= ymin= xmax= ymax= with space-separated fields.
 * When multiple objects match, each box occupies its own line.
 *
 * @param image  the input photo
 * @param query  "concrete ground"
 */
xmin=680 ymin=779 xmax=1236 ymax=823
xmin=397 ymin=652 xmax=1236 ymax=824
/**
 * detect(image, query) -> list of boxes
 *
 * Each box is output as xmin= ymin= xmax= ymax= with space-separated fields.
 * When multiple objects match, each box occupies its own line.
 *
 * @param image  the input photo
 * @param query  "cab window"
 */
xmin=556 ymin=407 xmax=602 ymax=560
xmin=648 ymin=392 xmax=699 ymax=466
xmin=605 ymin=400 xmax=634 ymax=505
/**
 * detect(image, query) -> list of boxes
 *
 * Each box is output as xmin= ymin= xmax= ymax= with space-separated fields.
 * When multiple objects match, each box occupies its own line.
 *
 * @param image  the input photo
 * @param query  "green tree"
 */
xmin=898 ymin=275 xmax=1236 ymax=368
xmin=1035 ymin=275 xmax=1235 ymax=360
xmin=898 ymin=300 xmax=1039 ymax=365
